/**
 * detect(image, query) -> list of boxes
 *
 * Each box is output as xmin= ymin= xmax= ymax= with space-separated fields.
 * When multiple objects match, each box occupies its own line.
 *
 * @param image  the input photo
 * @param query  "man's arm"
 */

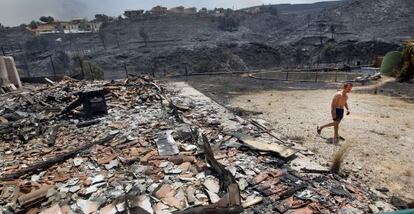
xmin=345 ymin=102 xmax=350 ymax=115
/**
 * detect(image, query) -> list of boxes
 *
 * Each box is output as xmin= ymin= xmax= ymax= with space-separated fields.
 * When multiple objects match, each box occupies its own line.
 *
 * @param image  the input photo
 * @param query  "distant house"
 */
xmin=124 ymin=10 xmax=144 ymax=19
xmin=26 ymin=24 xmax=59 ymax=35
xmin=245 ymin=7 xmax=262 ymax=14
xmin=94 ymin=14 xmax=113 ymax=23
xmin=199 ymin=8 xmax=208 ymax=14
xmin=183 ymin=7 xmax=197 ymax=15
xmin=214 ymin=8 xmax=226 ymax=13
xmin=89 ymin=21 xmax=102 ymax=32
xmin=25 ymin=18 xmax=101 ymax=35
xmin=169 ymin=6 xmax=185 ymax=14
xmin=151 ymin=5 xmax=168 ymax=15
xmin=168 ymin=6 xmax=197 ymax=15
xmin=57 ymin=18 xmax=102 ymax=34
xmin=212 ymin=8 xmax=226 ymax=16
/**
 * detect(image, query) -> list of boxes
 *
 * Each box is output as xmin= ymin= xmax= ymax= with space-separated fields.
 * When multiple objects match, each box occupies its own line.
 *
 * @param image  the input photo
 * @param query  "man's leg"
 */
xmin=333 ymin=121 xmax=339 ymax=143
xmin=318 ymin=121 xmax=335 ymax=134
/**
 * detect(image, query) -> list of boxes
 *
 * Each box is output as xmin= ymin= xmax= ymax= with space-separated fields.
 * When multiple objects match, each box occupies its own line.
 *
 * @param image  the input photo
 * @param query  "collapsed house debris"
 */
xmin=0 ymin=75 xmax=399 ymax=213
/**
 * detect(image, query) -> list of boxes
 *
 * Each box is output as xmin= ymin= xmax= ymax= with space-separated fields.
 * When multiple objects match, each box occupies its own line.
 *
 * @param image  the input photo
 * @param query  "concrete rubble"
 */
xmin=0 ymin=75 xmax=397 ymax=213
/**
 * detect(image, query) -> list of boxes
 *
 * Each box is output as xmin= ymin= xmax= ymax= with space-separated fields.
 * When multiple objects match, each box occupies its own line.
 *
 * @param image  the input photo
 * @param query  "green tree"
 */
xmin=322 ymin=42 xmax=338 ymax=63
xmin=94 ymin=14 xmax=110 ymax=22
xmin=29 ymin=20 xmax=39 ymax=29
xmin=40 ymin=16 xmax=55 ymax=24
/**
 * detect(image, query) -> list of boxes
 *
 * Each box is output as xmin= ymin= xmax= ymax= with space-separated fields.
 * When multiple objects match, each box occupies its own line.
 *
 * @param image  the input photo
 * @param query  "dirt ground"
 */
xmin=170 ymin=74 xmax=414 ymax=201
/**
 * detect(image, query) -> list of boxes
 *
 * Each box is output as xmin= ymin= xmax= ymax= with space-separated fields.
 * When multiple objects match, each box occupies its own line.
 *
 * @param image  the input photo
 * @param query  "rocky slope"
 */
xmin=0 ymin=0 xmax=411 ymax=78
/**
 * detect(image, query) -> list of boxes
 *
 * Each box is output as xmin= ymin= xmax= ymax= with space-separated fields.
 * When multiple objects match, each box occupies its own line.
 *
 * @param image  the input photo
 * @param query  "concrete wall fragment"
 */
xmin=0 ymin=56 xmax=10 ymax=87
xmin=3 ymin=56 xmax=22 ymax=88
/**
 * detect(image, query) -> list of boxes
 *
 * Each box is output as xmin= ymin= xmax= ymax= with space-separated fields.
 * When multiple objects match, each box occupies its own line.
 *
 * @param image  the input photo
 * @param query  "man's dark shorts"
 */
xmin=334 ymin=108 xmax=344 ymax=121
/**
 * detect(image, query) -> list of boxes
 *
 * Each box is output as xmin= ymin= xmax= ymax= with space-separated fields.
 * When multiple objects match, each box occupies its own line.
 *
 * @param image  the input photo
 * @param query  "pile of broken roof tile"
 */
xmin=0 ymin=75 xmax=393 ymax=213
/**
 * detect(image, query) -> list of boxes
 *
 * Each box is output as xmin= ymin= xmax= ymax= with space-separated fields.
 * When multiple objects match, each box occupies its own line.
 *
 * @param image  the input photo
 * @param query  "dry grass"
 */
xmin=331 ymin=141 xmax=353 ymax=173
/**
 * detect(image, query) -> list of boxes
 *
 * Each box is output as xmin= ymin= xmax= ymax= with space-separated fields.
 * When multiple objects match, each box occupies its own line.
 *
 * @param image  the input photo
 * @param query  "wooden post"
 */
xmin=88 ymin=63 xmax=93 ymax=74
xmin=23 ymin=53 xmax=31 ymax=77
xmin=315 ymin=71 xmax=318 ymax=82
xmin=184 ymin=65 xmax=188 ymax=81
xmin=49 ymin=55 xmax=56 ymax=77
xmin=334 ymin=70 xmax=338 ymax=82
xmin=285 ymin=70 xmax=289 ymax=81
xmin=79 ymin=57 xmax=85 ymax=78
xmin=123 ymin=63 xmax=128 ymax=78
xmin=151 ymin=63 xmax=156 ymax=78
xmin=117 ymin=33 xmax=121 ymax=48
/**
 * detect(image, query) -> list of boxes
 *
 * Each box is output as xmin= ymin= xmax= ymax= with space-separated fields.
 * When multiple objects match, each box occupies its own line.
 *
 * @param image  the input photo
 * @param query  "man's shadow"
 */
xmin=319 ymin=136 xmax=346 ymax=144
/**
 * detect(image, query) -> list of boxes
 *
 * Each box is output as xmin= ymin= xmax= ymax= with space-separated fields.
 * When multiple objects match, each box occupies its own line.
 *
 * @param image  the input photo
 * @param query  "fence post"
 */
xmin=315 ymin=71 xmax=318 ymax=82
xmin=49 ymin=55 xmax=56 ymax=77
xmin=116 ymin=33 xmax=120 ymax=48
xmin=88 ymin=63 xmax=93 ymax=74
xmin=334 ymin=70 xmax=338 ymax=82
xmin=285 ymin=70 xmax=289 ymax=81
xmin=79 ymin=57 xmax=85 ymax=78
xmin=123 ymin=63 xmax=128 ymax=78
xmin=151 ymin=66 xmax=155 ymax=78
xmin=23 ymin=53 xmax=31 ymax=77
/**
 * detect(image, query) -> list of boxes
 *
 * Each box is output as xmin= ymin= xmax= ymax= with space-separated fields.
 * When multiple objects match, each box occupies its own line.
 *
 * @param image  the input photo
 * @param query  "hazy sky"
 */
xmin=0 ymin=0 xmax=336 ymax=26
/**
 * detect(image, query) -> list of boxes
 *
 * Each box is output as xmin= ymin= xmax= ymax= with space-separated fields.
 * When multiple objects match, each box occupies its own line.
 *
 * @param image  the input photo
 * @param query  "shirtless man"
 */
xmin=317 ymin=83 xmax=353 ymax=143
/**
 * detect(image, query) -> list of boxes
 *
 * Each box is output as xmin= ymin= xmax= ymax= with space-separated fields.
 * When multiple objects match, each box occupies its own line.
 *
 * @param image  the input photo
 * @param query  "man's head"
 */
xmin=343 ymin=82 xmax=353 ymax=93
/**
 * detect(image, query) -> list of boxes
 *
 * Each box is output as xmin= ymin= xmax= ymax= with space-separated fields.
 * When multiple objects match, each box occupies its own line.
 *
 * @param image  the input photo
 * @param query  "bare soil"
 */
xmin=171 ymin=74 xmax=414 ymax=201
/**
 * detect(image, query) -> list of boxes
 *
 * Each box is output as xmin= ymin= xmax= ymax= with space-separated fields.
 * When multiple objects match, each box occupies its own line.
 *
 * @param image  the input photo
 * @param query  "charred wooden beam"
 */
xmin=174 ymin=130 xmax=243 ymax=214
xmin=279 ymin=183 xmax=307 ymax=200
xmin=18 ymin=185 xmax=53 ymax=208
xmin=47 ymin=125 xmax=59 ymax=147
xmin=76 ymin=118 xmax=101 ymax=128
xmin=201 ymin=133 xmax=236 ymax=192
